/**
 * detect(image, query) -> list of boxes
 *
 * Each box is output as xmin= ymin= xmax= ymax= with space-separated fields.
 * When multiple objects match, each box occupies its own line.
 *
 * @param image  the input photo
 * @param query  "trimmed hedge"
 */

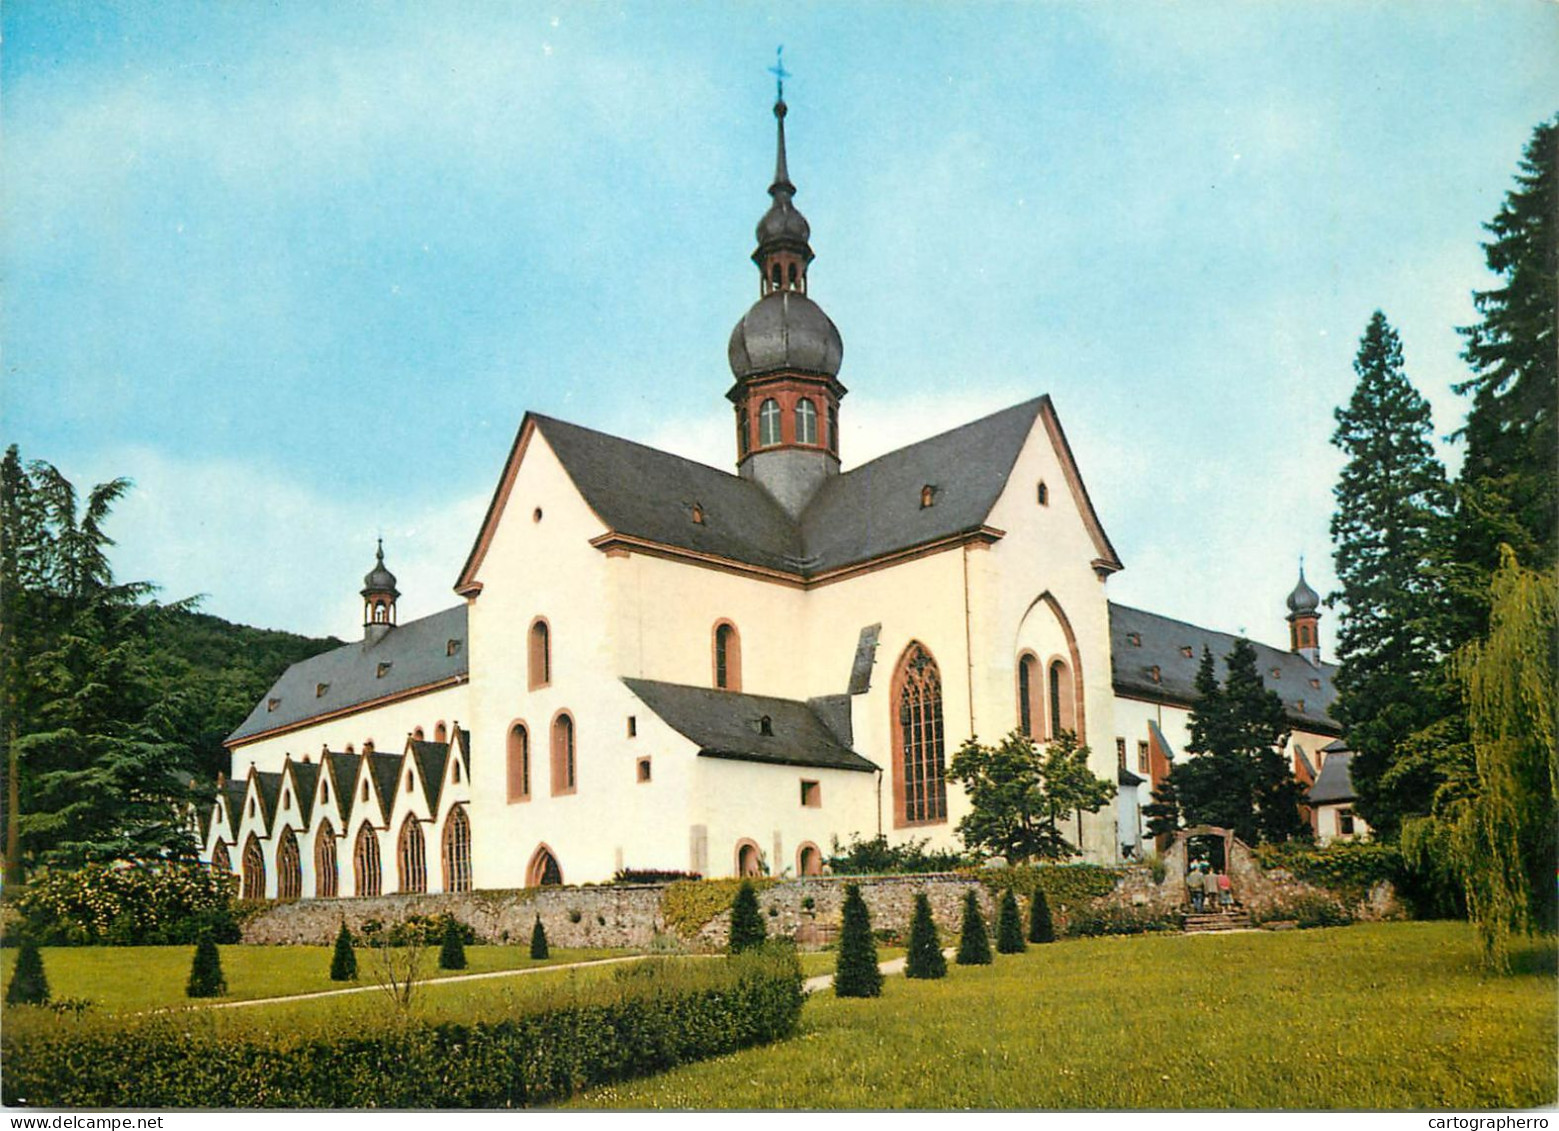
xmin=1065 ymin=903 xmax=1179 ymax=938
xmin=1 ymin=946 xmax=805 ymax=1108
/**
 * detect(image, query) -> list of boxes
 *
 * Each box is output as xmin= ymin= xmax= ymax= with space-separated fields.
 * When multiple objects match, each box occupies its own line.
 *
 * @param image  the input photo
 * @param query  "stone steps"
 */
xmin=1183 ymin=910 xmax=1254 ymax=933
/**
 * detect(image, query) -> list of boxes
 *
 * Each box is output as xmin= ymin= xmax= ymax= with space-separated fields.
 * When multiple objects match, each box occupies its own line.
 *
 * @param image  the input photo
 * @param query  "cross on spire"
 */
xmin=768 ymin=45 xmax=790 ymax=103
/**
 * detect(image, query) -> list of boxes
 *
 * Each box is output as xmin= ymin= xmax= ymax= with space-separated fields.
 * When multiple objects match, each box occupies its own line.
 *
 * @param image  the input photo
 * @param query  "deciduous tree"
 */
xmin=948 ymin=729 xmax=1113 ymax=862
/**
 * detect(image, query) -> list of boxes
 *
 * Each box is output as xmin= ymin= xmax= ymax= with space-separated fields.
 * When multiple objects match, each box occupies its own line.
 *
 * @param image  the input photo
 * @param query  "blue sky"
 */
xmin=4 ymin=1 xmax=1555 ymax=649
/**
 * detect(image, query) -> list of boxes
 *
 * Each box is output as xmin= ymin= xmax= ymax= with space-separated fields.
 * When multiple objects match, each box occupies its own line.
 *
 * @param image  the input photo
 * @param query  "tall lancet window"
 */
xmin=795 ymin=398 xmax=818 ymax=445
xmin=758 ymin=399 xmax=782 ymax=447
xmin=893 ymin=642 xmax=947 ymax=827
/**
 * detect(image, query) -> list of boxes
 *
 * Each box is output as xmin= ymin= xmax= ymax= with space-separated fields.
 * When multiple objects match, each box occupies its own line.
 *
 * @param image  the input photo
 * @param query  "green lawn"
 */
xmin=0 ymin=943 xmax=629 ymax=1015
xmin=570 ymin=922 xmax=1558 ymax=1110
xmin=798 ymin=947 xmax=904 ymax=979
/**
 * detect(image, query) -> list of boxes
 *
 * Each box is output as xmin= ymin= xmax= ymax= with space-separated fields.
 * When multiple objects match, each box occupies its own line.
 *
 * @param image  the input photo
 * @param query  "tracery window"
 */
xmin=442 ymin=806 xmax=472 ymax=893
xmin=398 ymin=815 xmax=427 ymax=894
xmin=211 ymin=840 xmax=230 ymax=874
xmin=276 ymin=827 xmax=302 ymax=901
xmin=314 ymin=820 xmax=339 ymax=898
xmin=758 ymin=398 xmax=781 ymax=447
xmin=795 ymin=398 xmax=818 ymax=445
xmin=893 ymin=642 xmax=947 ymax=826
xmin=354 ymin=824 xmax=382 ymax=897
xmin=241 ymin=835 xmax=266 ymax=900
xmin=528 ymin=845 xmax=563 ymax=887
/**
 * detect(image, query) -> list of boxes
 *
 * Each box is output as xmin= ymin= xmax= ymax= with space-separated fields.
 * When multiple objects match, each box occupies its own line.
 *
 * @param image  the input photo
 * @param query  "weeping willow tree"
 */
xmin=1413 ymin=545 xmax=1557 ymax=969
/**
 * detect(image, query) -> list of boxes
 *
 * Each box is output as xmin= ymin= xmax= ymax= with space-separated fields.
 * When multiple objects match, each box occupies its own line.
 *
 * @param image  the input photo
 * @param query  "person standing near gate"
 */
xmin=1216 ymin=868 xmax=1234 ymax=911
xmin=1186 ymin=862 xmax=1205 ymax=912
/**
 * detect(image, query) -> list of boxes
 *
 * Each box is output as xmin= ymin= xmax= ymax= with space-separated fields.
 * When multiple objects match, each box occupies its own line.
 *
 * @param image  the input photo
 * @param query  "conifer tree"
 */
xmin=529 ymin=914 xmax=549 ymax=961
xmin=996 ymin=889 xmax=1026 ymax=954
xmin=329 ymin=920 xmax=357 ymax=981
xmin=727 ymin=880 xmax=767 ymax=954
xmin=438 ymin=916 xmax=468 ymax=971
xmin=833 ymin=883 xmax=882 ymax=997
xmin=1452 ymin=116 xmax=1558 ymax=602
xmin=904 ymin=893 xmax=946 ymax=979
xmin=955 ymin=889 xmax=992 ymax=965
xmin=1330 ymin=311 xmax=1453 ymax=836
xmin=5 ymin=937 xmax=49 ymax=1005
xmin=1028 ymin=887 xmax=1056 ymax=944
xmin=185 ymin=933 xmax=227 ymax=998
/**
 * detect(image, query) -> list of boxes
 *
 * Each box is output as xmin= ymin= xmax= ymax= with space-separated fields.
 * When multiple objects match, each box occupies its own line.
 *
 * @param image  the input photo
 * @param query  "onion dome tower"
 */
xmin=361 ymin=539 xmax=399 ymax=644
xmin=727 ymin=56 xmax=846 ymax=518
xmin=1286 ymin=564 xmax=1321 ymax=665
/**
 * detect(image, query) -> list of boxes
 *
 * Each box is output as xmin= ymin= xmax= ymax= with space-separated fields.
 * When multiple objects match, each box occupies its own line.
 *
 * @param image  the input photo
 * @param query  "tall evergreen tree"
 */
xmin=955 ymin=890 xmax=992 ymax=965
xmin=438 ymin=916 xmax=468 ymax=970
xmin=1027 ymin=887 xmax=1055 ymax=944
xmin=833 ymin=884 xmax=882 ymax=998
xmin=186 ymin=933 xmax=227 ymax=998
xmin=1329 ymin=312 xmax=1453 ymax=836
xmin=529 ymin=915 xmax=549 ymax=961
xmin=996 ymin=889 xmax=1027 ymax=954
xmin=1452 ymin=116 xmax=1558 ymax=603
xmin=904 ymin=893 xmax=947 ymax=979
xmin=727 ymin=881 xmax=768 ymax=954
xmin=5 ymin=938 xmax=50 ymax=1006
xmin=329 ymin=921 xmax=358 ymax=981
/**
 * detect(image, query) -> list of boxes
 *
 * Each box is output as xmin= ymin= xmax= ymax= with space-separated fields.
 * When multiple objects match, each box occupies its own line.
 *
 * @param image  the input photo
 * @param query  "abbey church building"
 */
xmin=201 ymin=89 xmax=1362 ymax=900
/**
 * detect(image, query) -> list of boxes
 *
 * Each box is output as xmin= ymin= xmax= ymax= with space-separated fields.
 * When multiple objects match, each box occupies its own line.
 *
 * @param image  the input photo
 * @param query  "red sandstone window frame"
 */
xmin=442 ymin=805 xmax=473 ymax=893
xmin=1017 ymin=651 xmax=1042 ymax=740
xmin=797 ymin=841 xmax=823 ymax=876
xmin=892 ymin=641 xmax=948 ymax=829
xmin=507 ymin=721 xmax=531 ymax=802
xmin=314 ymin=820 xmax=339 ymax=898
xmin=276 ymin=827 xmax=302 ymax=901
xmin=527 ymin=843 xmax=563 ymax=887
xmin=758 ymin=398 xmax=782 ymax=447
xmin=800 ymin=779 xmax=821 ymax=808
xmin=241 ymin=834 xmax=266 ymax=900
xmin=713 ymin=620 xmax=742 ymax=692
xmin=551 ymin=711 xmax=576 ymax=796
xmin=353 ymin=824 xmax=382 ymax=897
xmin=398 ymin=815 xmax=427 ymax=894
xmin=528 ymin=618 xmax=552 ymax=689
xmin=735 ymin=838 xmax=765 ymax=877
xmin=1047 ymin=655 xmax=1077 ymax=738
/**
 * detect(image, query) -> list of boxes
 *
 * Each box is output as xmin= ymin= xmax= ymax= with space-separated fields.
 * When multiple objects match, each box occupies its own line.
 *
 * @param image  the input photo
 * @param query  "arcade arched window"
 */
xmin=758 ymin=399 xmax=782 ymax=447
xmin=354 ymin=825 xmax=382 ymax=898
xmin=528 ymin=845 xmax=563 ymax=887
xmin=211 ymin=840 xmax=230 ymax=874
xmin=434 ymin=721 xmax=448 ymax=743
xmin=795 ymin=398 xmax=818 ymax=445
xmin=442 ymin=806 xmax=472 ymax=893
xmin=528 ymin=619 xmax=551 ymax=689
xmin=397 ymin=815 xmax=427 ymax=894
xmin=714 ymin=622 xmax=742 ymax=691
xmin=1017 ymin=653 xmax=1041 ymax=739
xmin=314 ymin=820 xmax=338 ymax=898
xmin=737 ymin=840 xmax=764 ymax=877
xmin=551 ymin=712 xmax=576 ymax=795
xmin=1049 ymin=658 xmax=1077 ymax=737
xmin=241 ymin=835 xmax=266 ymax=900
xmin=276 ymin=827 xmax=302 ymax=902
xmin=507 ymin=723 xmax=531 ymax=801
xmin=893 ymin=642 xmax=947 ymax=827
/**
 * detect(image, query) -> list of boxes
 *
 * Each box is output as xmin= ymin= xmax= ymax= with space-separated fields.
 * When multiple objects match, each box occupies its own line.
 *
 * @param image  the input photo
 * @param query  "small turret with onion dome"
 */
xmin=727 ymin=50 xmax=847 ymax=519
xmin=1286 ymin=563 xmax=1321 ymax=664
xmin=361 ymin=539 xmax=399 ymax=644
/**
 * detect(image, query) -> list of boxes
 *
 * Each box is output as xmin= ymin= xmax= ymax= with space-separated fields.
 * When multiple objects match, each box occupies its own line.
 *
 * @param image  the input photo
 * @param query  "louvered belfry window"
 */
xmin=895 ymin=642 xmax=946 ymax=826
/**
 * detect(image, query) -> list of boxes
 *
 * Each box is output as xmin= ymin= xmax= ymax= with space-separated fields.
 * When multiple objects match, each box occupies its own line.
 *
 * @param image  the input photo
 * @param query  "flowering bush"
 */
xmin=10 ymin=862 xmax=241 ymax=946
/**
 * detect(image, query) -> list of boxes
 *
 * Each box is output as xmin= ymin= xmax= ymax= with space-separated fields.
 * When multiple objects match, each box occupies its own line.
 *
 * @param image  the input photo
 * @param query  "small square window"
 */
xmin=636 ymin=758 xmax=652 ymax=783
xmin=377 ymin=662 xmax=392 ymax=679
xmin=627 ymin=716 xmax=637 ymax=738
xmin=1338 ymin=808 xmax=1355 ymax=836
xmin=1127 ymin=633 xmax=1141 ymax=648
xmin=800 ymin=780 xmax=821 ymax=808
xmin=267 ymin=697 xmax=281 ymax=712
xmin=447 ymin=639 xmax=461 ymax=657
xmin=1137 ymin=741 xmax=1150 ymax=774
xmin=1181 ymin=646 xmax=1193 ymax=659
xmin=315 ymin=682 xmax=330 ymax=698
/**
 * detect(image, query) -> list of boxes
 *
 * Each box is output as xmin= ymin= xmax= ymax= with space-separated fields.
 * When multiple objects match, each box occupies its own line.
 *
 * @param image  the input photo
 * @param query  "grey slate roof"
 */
xmin=1308 ymin=752 xmax=1359 ymax=805
xmin=622 ymin=678 xmax=878 ymax=773
xmin=1109 ymin=603 xmax=1341 ymax=735
xmin=366 ymin=753 xmax=402 ymax=825
xmin=532 ymin=397 xmax=1045 ymax=579
xmin=407 ymin=740 xmax=450 ymax=814
xmin=228 ymin=605 xmax=468 ymax=744
xmin=220 ymin=781 xmax=247 ymax=838
xmin=253 ymin=771 xmax=283 ymax=835
xmin=1118 ymin=766 xmax=1145 ymax=787
xmin=288 ymin=760 xmax=320 ymax=828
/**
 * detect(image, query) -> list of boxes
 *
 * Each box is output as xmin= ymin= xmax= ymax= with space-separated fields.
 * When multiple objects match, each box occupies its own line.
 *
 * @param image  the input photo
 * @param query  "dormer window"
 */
xmin=377 ymin=662 xmax=392 ymax=679
xmin=1310 ymin=678 xmax=1321 ymax=690
xmin=691 ymin=503 xmax=705 ymax=525
xmin=447 ymin=639 xmax=461 ymax=657
xmin=920 ymin=485 xmax=936 ymax=508
xmin=316 ymin=683 xmax=329 ymax=698
xmin=1181 ymin=646 xmax=1194 ymax=659
xmin=1295 ymin=699 xmax=1306 ymax=712
xmin=1271 ymin=668 xmax=1282 ymax=680
xmin=759 ymin=715 xmax=774 ymax=737
xmin=267 ymin=698 xmax=281 ymax=712
xmin=1149 ymin=665 xmax=1161 ymax=683
xmin=1127 ymin=633 xmax=1141 ymax=648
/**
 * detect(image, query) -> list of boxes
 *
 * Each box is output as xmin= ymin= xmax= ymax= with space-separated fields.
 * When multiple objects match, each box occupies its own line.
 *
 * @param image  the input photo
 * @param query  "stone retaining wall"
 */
xmin=241 ymin=874 xmax=992 ymax=951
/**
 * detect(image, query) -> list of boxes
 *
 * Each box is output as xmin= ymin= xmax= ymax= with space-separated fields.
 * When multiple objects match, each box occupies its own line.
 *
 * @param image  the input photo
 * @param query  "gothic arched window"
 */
xmin=398 ymin=815 xmax=427 ymax=894
xmin=211 ymin=840 xmax=230 ymax=875
xmin=795 ymin=398 xmax=818 ymax=445
xmin=241 ymin=835 xmax=266 ymax=900
xmin=276 ymin=827 xmax=302 ymax=901
xmin=551 ymin=712 xmax=576 ymax=795
xmin=354 ymin=824 xmax=382 ymax=897
xmin=527 ymin=845 xmax=563 ymax=887
xmin=1018 ymin=653 xmax=1041 ymax=739
xmin=314 ymin=821 xmax=338 ymax=898
xmin=758 ymin=399 xmax=782 ymax=447
xmin=714 ymin=621 xmax=741 ymax=691
xmin=893 ymin=642 xmax=947 ymax=826
xmin=507 ymin=723 xmax=530 ymax=802
xmin=442 ymin=806 xmax=472 ymax=893
xmin=1049 ymin=658 xmax=1076 ymax=737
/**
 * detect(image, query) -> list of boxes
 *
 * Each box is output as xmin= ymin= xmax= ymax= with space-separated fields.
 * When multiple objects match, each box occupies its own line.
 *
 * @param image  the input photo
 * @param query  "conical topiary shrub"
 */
xmin=1028 ymin=886 xmax=1056 ymax=944
xmin=329 ymin=921 xmax=358 ymax=981
xmin=728 ymin=880 xmax=768 ymax=954
xmin=904 ymin=893 xmax=946 ymax=979
xmin=834 ymin=883 xmax=883 ymax=998
xmin=5 ymin=938 xmax=50 ymax=1006
xmin=186 ymin=933 xmax=227 ymax=998
xmin=955 ymin=889 xmax=992 ymax=965
xmin=529 ymin=915 xmax=549 ymax=961
xmin=997 ymin=889 xmax=1027 ymax=954
xmin=438 ymin=916 xmax=468 ymax=971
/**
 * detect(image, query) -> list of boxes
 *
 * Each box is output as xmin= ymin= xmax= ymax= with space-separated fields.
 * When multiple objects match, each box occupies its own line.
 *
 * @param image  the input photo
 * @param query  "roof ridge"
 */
xmin=825 ymin=395 xmax=1046 ymax=482
xmin=534 ymin=414 xmax=743 ymax=482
